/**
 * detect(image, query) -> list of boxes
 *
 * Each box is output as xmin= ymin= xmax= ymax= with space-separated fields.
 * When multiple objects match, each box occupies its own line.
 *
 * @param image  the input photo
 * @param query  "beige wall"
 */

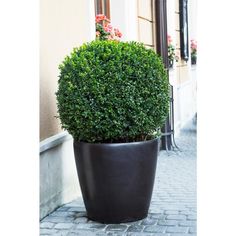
xmin=137 ymin=0 xmax=155 ymax=49
xmin=40 ymin=0 xmax=95 ymax=141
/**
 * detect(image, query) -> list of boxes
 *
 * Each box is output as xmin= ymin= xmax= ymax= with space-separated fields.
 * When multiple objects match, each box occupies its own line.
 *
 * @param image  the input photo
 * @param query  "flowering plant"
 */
xmin=190 ymin=39 xmax=197 ymax=64
xmin=95 ymin=14 xmax=122 ymax=41
xmin=167 ymin=35 xmax=179 ymax=67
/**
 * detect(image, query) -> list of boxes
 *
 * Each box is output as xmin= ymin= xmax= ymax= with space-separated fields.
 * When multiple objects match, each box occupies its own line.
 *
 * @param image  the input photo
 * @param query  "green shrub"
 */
xmin=56 ymin=40 xmax=169 ymax=143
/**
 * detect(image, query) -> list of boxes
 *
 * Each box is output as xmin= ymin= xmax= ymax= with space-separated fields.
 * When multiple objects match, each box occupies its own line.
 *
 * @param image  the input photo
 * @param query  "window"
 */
xmin=179 ymin=0 xmax=189 ymax=61
xmin=95 ymin=0 xmax=110 ymax=20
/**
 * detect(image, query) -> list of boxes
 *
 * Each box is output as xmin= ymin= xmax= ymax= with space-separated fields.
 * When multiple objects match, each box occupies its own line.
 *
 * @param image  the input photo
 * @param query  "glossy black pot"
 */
xmin=73 ymin=138 xmax=160 ymax=223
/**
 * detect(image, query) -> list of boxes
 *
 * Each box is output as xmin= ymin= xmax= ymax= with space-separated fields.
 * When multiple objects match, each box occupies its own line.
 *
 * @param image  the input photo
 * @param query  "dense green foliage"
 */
xmin=56 ymin=40 xmax=169 ymax=143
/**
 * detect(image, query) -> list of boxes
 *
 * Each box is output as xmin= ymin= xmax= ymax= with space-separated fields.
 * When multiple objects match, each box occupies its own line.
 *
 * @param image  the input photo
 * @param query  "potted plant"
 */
xmin=56 ymin=15 xmax=169 ymax=223
xmin=191 ymin=39 xmax=197 ymax=65
xmin=168 ymin=35 xmax=179 ymax=69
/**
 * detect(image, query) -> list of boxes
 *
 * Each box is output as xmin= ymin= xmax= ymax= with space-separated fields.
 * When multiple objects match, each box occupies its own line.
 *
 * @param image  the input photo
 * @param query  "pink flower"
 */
xmin=167 ymin=35 xmax=172 ymax=45
xmin=95 ymin=14 xmax=122 ymax=41
xmin=104 ymin=24 xmax=113 ymax=33
xmin=114 ymin=28 xmax=122 ymax=38
xmin=95 ymin=14 xmax=107 ymax=23
xmin=191 ymin=39 xmax=197 ymax=50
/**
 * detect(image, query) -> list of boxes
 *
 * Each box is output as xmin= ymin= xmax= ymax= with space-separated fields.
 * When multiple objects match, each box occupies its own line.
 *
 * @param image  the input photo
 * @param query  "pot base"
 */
xmin=87 ymin=214 xmax=148 ymax=224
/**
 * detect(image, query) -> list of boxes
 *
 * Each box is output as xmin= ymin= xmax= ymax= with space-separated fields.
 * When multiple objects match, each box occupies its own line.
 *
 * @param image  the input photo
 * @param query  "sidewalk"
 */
xmin=40 ymin=120 xmax=197 ymax=236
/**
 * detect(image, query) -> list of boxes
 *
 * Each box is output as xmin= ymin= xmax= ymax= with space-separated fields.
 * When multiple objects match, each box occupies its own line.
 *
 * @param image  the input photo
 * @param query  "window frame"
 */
xmin=95 ymin=0 xmax=110 ymax=20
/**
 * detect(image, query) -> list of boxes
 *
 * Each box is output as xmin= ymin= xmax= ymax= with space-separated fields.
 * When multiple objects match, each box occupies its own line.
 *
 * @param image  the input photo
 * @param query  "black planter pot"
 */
xmin=73 ymin=138 xmax=160 ymax=223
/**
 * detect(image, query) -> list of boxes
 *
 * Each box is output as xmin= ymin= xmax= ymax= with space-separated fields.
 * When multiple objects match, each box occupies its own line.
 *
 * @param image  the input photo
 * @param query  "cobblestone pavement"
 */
xmin=40 ymin=120 xmax=197 ymax=236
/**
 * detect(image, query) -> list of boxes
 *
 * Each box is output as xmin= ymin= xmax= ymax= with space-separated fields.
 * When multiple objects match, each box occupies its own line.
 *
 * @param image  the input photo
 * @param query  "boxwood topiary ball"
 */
xmin=56 ymin=40 xmax=169 ymax=143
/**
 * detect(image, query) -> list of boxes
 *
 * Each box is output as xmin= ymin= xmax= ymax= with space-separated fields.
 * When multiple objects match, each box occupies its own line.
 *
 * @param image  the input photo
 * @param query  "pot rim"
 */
xmin=74 ymin=137 xmax=160 ymax=147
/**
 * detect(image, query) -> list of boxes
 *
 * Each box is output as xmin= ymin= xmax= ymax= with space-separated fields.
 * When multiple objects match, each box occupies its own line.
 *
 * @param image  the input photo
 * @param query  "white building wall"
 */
xmin=167 ymin=0 xmax=197 ymax=134
xmin=189 ymin=0 xmax=198 ymax=40
xmin=110 ymin=0 xmax=138 ymax=41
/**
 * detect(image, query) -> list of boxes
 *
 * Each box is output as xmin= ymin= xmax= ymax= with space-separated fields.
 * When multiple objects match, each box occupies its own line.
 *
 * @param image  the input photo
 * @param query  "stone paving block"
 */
xmin=187 ymin=215 xmax=197 ymax=220
xmin=127 ymin=225 xmax=144 ymax=232
xmin=95 ymin=232 xmax=108 ymax=236
xmin=106 ymin=224 xmax=128 ymax=232
xmin=179 ymin=220 xmax=196 ymax=227
xmin=127 ymin=233 xmax=169 ymax=236
xmin=148 ymin=209 xmax=164 ymax=214
xmin=51 ymin=230 xmax=68 ymax=236
xmin=107 ymin=233 xmax=127 ymax=236
xmin=89 ymin=224 xmax=107 ymax=230
xmin=166 ymin=214 xmax=186 ymax=220
xmin=42 ymin=217 xmax=74 ymax=223
xmin=143 ymin=225 xmax=167 ymax=233
xmin=76 ymin=223 xmax=103 ymax=230
xmin=126 ymin=232 xmax=157 ymax=236
xmin=40 ymin=222 xmax=55 ymax=229
xmin=188 ymin=207 xmax=196 ymax=211
xmin=149 ymin=234 xmax=169 ymax=236
xmin=140 ymin=218 xmax=157 ymax=225
xmin=179 ymin=210 xmax=195 ymax=215
xmin=170 ymin=234 xmax=195 ymax=236
xmin=152 ymin=234 xmax=170 ymax=236
xmin=123 ymin=220 xmax=143 ymax=226
xmin=40 ymin=228 xmax=58 ymax=235
xmin=73 ymin=211 xmax=87 ymax=218
xmin=166 ymin=226 xmax=189 ymax=233
xmin=68 ymin=230 xmax=98 ymax=236
xmin=187 ymin=208 xmax=197 ymax=212
xmin=54 ymin=223 xmax=75 ymax=230
xmin=158 ymin=220 xmax=178 ymax=226
xmin=149 ymin=213 xmax=166 ymax=220
xmin=164 ymin=210 xmax=179 ymax=215
xmin=50 ymin=211 xmax=75 ymax=217
xmin=73 ymin=216 xmax=89 ymax=223
xmin=162 ymin=206 xmax=188 ymax=211
xmin=189 ymin=226 xmax=197 ymax=234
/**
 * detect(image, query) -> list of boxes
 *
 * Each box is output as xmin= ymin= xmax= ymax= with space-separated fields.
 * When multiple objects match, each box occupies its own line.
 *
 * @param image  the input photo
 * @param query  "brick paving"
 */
xmin=40 ymin=119 xmax=197 ymax=236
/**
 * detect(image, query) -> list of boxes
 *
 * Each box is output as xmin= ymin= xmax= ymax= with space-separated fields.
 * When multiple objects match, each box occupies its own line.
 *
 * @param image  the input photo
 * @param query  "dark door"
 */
xmin=155 ymin=0 xmax=173 ymax=150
